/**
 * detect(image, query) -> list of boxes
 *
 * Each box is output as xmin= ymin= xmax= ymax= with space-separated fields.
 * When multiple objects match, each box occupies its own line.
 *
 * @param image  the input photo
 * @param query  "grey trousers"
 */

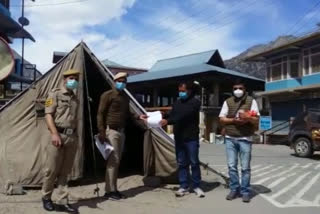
xmin=105 ymin=128 xmax=125 ymax=193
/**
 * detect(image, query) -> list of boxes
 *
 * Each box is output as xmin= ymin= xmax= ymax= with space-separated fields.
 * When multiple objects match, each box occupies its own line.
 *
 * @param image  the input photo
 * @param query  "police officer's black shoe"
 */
xmin=105 ymin=191 xmax=126 ymax=200
xmin=42 ymin=198 xmax=54 ymax=211
xmin=55 ymin=204 xmax=78 ymax=213
xmin=102 ymin=192 xmax=110 ymax=199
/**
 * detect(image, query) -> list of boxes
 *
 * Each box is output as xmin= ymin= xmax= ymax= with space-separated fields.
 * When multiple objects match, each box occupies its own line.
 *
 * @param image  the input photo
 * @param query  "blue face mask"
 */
xmin=66 ymin=79 xmax=78 ymax=90
xmin=179 ymin=92 xmax=188 ymax=100
xmin=115 ymin=82 xmax=126 ymax=91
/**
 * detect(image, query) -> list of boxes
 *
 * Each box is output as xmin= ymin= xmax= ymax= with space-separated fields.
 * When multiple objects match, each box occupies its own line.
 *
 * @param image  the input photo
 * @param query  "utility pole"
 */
xmin=19 ymin=0 xmax=35 ymax=90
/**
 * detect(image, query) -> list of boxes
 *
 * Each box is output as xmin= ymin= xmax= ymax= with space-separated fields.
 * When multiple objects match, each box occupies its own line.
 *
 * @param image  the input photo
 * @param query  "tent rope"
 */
xmin=83 ymin=56 xmax=100 ymax=197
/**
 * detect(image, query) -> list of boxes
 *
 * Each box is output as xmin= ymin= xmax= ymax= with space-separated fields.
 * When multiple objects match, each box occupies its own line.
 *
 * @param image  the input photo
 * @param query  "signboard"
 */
xmin=259 ymin=116 xmax=272 ymax=131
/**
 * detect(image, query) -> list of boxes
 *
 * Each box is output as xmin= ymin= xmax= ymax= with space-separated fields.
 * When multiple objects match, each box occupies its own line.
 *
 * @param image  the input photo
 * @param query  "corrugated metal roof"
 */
xmin=102 ymin=59 xmax=147 ymax=71
xmin=149 ymin=50 xmax=217 ymax=72
xmin=128 ymin=63 xmax=264 ymax=83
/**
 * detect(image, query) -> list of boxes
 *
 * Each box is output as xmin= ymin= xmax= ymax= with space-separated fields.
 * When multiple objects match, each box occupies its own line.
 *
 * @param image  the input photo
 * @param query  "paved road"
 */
xmin=1 ymin=143 xmax=319 ymax=214
xmin=200 ymin=143 xmax=320 ymax=210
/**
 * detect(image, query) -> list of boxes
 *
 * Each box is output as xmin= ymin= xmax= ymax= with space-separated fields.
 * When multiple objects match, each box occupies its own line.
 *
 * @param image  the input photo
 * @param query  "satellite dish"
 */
xmin=0 ymin=37 xmax=15 ymax=81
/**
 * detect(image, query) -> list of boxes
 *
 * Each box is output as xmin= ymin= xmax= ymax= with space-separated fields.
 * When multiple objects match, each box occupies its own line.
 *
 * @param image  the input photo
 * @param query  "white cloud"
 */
xmin=12 ymin=0 xmax=283 ymax=73
xmin=14 ymin=0 xmax=137 ymax=72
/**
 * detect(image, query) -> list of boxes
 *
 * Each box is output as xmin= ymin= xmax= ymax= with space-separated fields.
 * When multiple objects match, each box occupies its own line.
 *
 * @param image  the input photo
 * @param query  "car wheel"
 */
xmin=294 ymin=137 xmax=314 ymax=158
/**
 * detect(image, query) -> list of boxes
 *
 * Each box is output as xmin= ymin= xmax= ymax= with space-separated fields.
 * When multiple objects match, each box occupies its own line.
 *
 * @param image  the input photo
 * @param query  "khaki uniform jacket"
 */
xmin=45 ymin=87 xmax=78 ymax=129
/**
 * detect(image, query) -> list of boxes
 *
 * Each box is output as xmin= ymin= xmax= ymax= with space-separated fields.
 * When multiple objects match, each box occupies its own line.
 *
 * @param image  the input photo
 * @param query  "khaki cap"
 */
xmin=114 ymin=72 xmax=128 ymax=81
xmin=63 ymin=69 xmax=80 ymax=76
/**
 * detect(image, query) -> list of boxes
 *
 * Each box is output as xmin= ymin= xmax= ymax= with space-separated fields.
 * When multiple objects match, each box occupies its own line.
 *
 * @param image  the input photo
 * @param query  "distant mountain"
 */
xmin=224 ymin=35 xmax=296 ymax=79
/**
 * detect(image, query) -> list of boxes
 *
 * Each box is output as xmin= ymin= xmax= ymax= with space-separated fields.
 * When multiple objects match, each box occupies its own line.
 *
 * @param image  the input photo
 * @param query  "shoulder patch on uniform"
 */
xmin=45 ymin=98 xmax=53 ymax=107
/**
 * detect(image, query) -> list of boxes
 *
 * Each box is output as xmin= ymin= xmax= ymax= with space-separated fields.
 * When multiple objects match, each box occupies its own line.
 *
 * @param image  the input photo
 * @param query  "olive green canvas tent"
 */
xmin=0 ymin=42 xmax=178 ymax=193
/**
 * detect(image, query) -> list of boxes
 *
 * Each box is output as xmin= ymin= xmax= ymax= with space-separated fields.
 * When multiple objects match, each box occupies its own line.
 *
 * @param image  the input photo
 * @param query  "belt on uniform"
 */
xmin=56 ymin=127 xmax=76 ymax=135
xmin=107 ymin=125 xmax=124 ymax=132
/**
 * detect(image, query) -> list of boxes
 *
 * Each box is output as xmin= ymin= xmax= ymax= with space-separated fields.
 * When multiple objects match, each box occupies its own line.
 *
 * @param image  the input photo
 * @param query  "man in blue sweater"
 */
xmin=160 ymin=82 xmax=204 ymax=198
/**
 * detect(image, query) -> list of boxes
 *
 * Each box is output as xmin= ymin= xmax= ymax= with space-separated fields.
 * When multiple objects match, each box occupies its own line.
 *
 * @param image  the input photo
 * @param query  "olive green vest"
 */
xmin=224 ymin=94 xmax=255 ymax=137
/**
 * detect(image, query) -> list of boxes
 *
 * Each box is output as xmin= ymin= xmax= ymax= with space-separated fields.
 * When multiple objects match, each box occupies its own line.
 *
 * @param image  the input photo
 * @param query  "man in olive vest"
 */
xmin=219 ymin=79 xmax=259 ymax=203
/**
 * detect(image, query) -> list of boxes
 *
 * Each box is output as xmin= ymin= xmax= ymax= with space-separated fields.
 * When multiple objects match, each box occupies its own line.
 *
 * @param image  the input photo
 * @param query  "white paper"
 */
xmin=146 ymin=111 xmax=162 ymax=128
xmin=94 ymin=135 xmax=114 ymax=160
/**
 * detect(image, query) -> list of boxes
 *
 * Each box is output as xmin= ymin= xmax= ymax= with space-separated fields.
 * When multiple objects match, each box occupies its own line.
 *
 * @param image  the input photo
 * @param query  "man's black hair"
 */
xmin=179 ymin=81 xmax=200 ymax=96
xmin=233 ymin=78 xmax=246 ymax=87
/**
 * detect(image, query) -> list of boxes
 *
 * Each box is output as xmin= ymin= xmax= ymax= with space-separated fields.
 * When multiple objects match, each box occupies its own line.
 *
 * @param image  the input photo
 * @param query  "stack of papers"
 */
xmin=94 ymin=135 xmax=114 ymax=160
xmin=146 ymin=111 xmax=162 ymax=128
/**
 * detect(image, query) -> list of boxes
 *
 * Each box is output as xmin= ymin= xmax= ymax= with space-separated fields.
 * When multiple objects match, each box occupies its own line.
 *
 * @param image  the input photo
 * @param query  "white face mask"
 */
xmin=234 ymin=89 xmax=244 ymax=98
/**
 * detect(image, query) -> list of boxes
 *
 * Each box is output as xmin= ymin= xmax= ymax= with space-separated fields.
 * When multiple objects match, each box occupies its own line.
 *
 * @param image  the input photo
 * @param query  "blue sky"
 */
xmin=8 ymin=0 xmax=320 ymax=72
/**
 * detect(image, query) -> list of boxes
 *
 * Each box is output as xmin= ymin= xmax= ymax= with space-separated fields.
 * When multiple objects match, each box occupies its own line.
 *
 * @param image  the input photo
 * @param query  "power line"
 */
xmin=11 ymin=0 xmax=89 ymax=7
xmin=284 ymin=0 xmax=320 ymax=35
xmin=291 ymin=5 xmax=320 ymax=35
xmin=108 ymin=0 xmax=259 ymax=61
xmin=104 ymin=0 xmax=206 ymax=55
xmin=117 ymin=0 xmax=274 ymax=66
xmin=108 ymin=0 xmax=261 ymax=63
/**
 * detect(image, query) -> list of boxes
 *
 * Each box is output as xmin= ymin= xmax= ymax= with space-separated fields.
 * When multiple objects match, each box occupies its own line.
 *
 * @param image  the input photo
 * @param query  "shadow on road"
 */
xmin=72 ymin=197 xmax=106 ymax=211
xmin=290 ymin=153 xmax=320 ymax=160
xmin=251 ymin=184 xmax=272 ymax=199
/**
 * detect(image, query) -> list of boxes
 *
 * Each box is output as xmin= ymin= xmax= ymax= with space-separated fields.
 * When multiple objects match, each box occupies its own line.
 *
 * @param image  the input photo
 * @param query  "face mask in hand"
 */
xmin=233 ymin=89 xmax=244 ymax=98
xmin=66 ymin=79 xmax=78 ymax=90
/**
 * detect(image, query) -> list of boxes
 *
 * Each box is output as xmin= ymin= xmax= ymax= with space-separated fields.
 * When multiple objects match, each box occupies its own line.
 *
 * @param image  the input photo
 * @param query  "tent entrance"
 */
xmin=82 ymin=53 xmax=144 ymax=178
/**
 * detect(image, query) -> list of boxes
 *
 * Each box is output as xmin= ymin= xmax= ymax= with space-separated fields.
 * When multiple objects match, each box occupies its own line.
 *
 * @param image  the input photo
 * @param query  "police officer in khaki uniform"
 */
xmin=41 ymin=69 xmax=80 ymax=213
xmin=97 ymin=72 xmax=147 ymax=200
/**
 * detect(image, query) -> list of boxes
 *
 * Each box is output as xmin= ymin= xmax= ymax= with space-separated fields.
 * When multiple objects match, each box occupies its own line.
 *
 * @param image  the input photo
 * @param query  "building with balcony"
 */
xmin=247 ymin=31 xmax=320 ymax=122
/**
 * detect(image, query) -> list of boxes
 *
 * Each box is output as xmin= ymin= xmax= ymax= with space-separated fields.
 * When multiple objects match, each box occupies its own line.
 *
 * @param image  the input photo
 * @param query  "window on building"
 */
xmin=272 ymin=64 xmax=282 ymax=81
xmin=288 ymin=54 xmax=300 ymax=78
xmin=290 ymin=61 xmax=299 ymax=78
xmin=304 ymin=57 xmax=309 ymax=75
xmin=311 ymin=46 xmax=320 ymax=54
xmin=283 ymin=61 xmax=288 ymax=78
xmin=266 ymin=66 xmax=271 ymax=82
xmin=311 ymin=54 xmax=320 ymax=73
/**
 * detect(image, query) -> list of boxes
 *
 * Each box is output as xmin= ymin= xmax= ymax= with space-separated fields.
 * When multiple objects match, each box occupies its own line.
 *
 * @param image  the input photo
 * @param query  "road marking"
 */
xmin=286 ymin=172 xmax=320 ymax=206
xmin=313 ymin=194 xmax=320 ymax=204
xmin=301 ymin=163 xmax=313 ymax=169
xmin=251 ymin=164 xmax=262 ymax=170
xmin=315 ymin=164 xmax=320 ymax=170
xmin=271 ymin=172 xmax=311 ymax=199
xmin=253 ymin=164 xmax=299 ymax=184
xmin=267 ymin=173 xmax=297 ymax=189
xmin=253 ymin=165 xmax=285 ymax=178
xmin=251 ymin=165 xmax=274 ymax=174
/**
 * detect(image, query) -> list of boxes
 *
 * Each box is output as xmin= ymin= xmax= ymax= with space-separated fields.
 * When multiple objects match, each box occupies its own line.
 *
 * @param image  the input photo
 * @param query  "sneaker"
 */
xmin=175 ymin=188 xmax=188 ymax=197
xmin=193 ymin=187 xmax=205 ymax=198
xmin=226 ymin=191 xmax=240 ymax=200
xmin=242 ymin=194 xmax=251 ymax=203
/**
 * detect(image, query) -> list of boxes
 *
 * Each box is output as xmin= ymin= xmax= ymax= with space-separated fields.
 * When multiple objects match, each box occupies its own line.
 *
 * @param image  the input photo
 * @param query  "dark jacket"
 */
xmin=167 ymin=96 xmax=201 ymax=142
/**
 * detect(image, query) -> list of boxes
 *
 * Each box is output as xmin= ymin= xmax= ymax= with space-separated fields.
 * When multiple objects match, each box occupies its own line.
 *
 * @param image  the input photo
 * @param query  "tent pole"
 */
xmin=82 ymin=53 xmax=100 ymax=197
